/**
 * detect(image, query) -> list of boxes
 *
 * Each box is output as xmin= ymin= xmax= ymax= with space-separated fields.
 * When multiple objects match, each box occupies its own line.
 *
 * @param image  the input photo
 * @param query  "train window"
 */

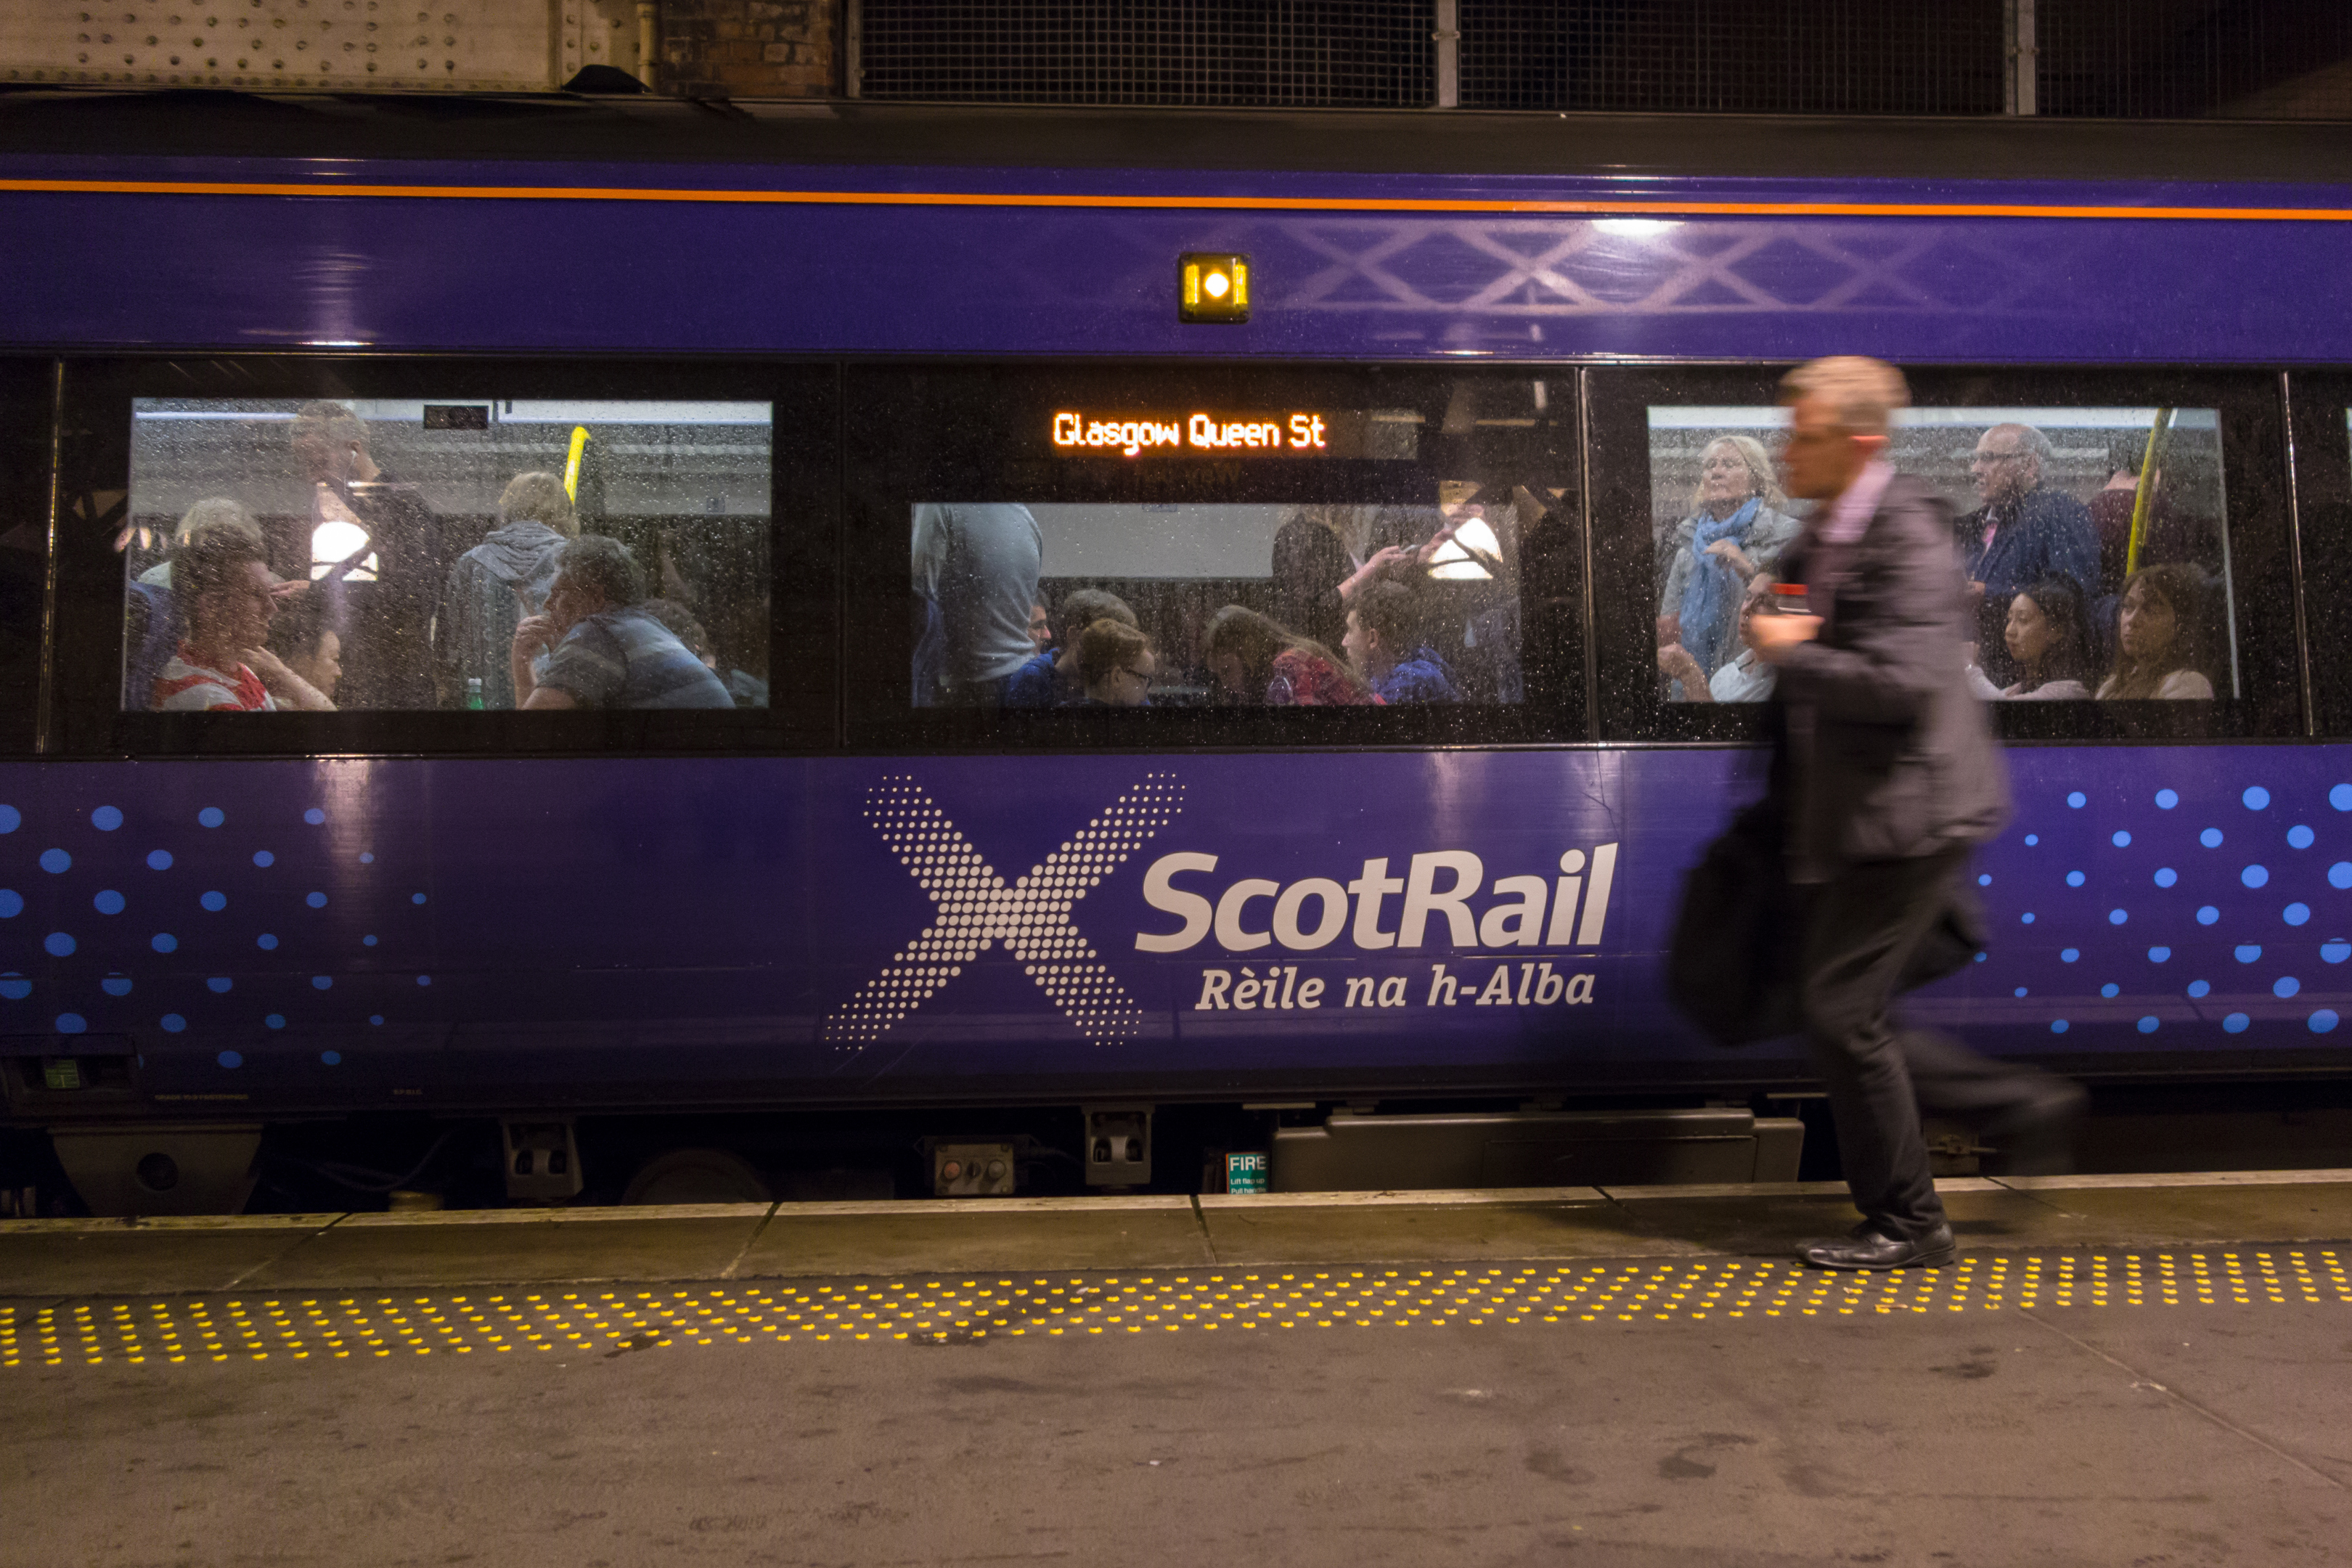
xmin=846 ymin=364 xmax=1584 ymax=748
xmin=44 ymin=359 xmax=836 ymax=758
xmin=1588 ymin=367 xmax=2298 ymax=743
xmin=118 ymin=399 xmax=772 ymax=715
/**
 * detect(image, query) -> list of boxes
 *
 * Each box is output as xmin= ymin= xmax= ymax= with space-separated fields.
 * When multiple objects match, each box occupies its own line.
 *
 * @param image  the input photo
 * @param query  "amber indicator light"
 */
xmin=1179 ymin=253 xmax=1250 ymax=323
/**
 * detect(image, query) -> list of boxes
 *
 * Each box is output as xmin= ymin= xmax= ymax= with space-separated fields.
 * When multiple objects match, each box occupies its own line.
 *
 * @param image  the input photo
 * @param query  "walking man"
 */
xmin=1748 ymin=356 xmax=2082 ymax=1271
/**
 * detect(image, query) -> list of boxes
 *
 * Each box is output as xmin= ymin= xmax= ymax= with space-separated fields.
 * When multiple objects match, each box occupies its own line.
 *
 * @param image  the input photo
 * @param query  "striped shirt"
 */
xmin=153 ymin=645 xmax=275 ymax=712
xmin=537 ymin=607 xmax=735 ymax=710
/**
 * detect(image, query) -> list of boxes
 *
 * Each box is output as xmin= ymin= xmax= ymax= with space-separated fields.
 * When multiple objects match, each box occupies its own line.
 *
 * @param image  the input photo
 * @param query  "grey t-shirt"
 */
xmin=539 ymin=606 xmax=734 ymax=710
xmin=911 ymin=502 xmax=1043 ymax=685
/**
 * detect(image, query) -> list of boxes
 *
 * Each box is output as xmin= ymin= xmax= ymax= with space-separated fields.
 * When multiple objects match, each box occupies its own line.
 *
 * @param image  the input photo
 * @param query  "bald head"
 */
xmin=1970 ymin=422 xmax=2053 ymax=506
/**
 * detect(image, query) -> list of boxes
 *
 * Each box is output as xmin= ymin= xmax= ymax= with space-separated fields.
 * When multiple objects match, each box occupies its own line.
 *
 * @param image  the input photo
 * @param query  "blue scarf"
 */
xmin=1678 ymin=497 xmax=1763 ymax=680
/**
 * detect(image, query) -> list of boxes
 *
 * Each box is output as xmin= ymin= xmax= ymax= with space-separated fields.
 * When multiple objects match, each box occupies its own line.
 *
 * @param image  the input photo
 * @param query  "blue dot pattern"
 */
xmin=1 ymin=795 xmax=434 ymax=1079
xmin=1971 ymin=761 xmax=2352 ymax=1048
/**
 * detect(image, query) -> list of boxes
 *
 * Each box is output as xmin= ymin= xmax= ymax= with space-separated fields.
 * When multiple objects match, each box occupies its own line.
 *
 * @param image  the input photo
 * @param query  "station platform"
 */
xmin=5 ymin=1168 xmax=2352 ymax=1299
xmin=5 ymin=1172 xmax=2349 ymax=1566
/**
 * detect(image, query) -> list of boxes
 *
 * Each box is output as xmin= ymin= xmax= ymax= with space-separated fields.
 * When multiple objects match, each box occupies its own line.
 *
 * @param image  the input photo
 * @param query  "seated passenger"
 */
xmin=510 ymin=536 xmax=735 ymax=711
xmin=2096 ymin=563 xmax=2214 ymax=701
xmin=1343 ymin=580 xmax=1460 ymax=704
xmin=1654 ymin=436 xmax=1802 ymax=685
xmin=1204 ymin=605 xmax=1381 ymax=706
xmin=438 ymin=471 xmax=575 ymax=709
xmin=1027 ymin=601 xmax=1052 ymax=653
xmin=126 ymin=497 xmax=279 ymax=706
xmin=1966 ymin=573 xmax=2096 ymax=701
xmin=153 ymin=530 xmax=334 ymax=711
xmin=1658 ymin=575 xmax=1776 ymax=704
xmin=1003 ymin=589 xmax=1138 ymax=709
xmin=1074 ymin=618 xmax=1156 ymax=707
xmin=1959 ymin=422 xmax=2099 ymax=686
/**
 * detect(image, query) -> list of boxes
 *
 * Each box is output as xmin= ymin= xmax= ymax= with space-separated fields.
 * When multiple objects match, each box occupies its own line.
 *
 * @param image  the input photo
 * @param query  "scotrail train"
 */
xmin=4 ymin=90 xmax=2352 ymax=1214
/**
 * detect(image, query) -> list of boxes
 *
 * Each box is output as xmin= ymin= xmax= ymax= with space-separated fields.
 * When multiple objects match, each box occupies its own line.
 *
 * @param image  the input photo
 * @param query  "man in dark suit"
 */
xmin=1749 ymin=356 xmax=2083 ymax=1272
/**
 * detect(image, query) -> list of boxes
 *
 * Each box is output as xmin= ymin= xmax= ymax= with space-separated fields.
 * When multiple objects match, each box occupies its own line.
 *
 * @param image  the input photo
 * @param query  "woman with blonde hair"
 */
xmin=1656 ymin=434 xmax=1802 ymax=693
xmin=2097 ymin=563 xmax=2213 ymax=701
xmin=1204 ymin=605 xmax=1380 ymax=706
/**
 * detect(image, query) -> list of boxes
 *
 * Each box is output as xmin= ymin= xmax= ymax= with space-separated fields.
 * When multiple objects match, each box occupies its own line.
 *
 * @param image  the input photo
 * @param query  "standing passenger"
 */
xmin=1655 ymin=436 xmax=1802 ymax=690
xmin=910 ymin=503 xmax=1042 ymax=707
xmin=290 ymin=401 xmax=443 ymax=709
xmin=1747 ymin=356 xmax=2080 ymax=1273
xmin=437 ymin=472 xmax=576 ymax=709
xmin=510 ymin=536 xmax=734 ymax=710
xmin=1958 ymin=422 xmax=2099 ymax=685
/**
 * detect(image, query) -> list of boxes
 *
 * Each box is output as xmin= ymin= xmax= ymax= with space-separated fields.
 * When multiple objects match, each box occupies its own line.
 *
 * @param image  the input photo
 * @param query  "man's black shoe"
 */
xmin=1796 ymin=1222 xmax=1956 ymax=1272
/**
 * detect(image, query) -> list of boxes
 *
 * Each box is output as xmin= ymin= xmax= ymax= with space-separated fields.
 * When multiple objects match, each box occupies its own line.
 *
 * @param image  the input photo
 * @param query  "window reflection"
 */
xmin=122 ymin=399 xmax=772 ymax=714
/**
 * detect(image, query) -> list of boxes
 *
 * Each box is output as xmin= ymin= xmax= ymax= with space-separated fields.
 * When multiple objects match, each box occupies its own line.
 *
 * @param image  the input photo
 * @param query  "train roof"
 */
xmin=2 ymin=87 xmax=2352 ymax=186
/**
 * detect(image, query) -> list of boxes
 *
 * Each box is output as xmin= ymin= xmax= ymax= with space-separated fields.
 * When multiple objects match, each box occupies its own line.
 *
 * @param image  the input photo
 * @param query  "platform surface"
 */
xmin=4 ymin=1173 xmax=2350 ymax=1567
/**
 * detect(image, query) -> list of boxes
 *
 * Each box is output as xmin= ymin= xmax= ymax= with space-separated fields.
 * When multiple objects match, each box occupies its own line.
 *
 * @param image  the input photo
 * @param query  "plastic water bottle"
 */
xmin=465 ymin=677 xmax=484 ymax=711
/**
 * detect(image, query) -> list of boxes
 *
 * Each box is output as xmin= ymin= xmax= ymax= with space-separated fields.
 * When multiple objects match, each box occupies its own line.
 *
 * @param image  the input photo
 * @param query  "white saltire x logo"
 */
xmin=824 ymin=773 xmax=1186 ymax=1051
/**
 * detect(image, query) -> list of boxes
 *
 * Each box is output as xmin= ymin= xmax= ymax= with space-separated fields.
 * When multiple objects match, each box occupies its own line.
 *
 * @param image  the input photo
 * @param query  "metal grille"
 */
xmin=855 ymin=1 xmax=1435 ymax=107
xmin=2037 ymin=0 xmax=2352 ymax=120
xmin=1457 ymin=1 xmax=2006 ymax=115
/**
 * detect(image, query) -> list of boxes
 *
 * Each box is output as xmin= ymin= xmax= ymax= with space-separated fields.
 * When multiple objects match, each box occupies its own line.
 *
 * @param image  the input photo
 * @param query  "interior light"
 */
xmin=1428 ymin=516 xmax=1501 ymax=581
xmin=1594 ymin=218 xmax=1680 ymax=237
xmin=1178 ymin=253 xmax=1251 ymax=324
xmin=311 ymin=518 xmax=370 ymax=573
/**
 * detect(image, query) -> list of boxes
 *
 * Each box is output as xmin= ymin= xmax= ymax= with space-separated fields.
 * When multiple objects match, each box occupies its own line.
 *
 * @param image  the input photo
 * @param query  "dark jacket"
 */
xmin=1772 ymin=473 xmax=2009 ymax=881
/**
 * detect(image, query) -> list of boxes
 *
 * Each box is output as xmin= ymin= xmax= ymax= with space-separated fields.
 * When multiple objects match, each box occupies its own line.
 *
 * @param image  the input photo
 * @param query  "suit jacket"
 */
xmin=1771 ymin=473 xmax=2010 ymax=881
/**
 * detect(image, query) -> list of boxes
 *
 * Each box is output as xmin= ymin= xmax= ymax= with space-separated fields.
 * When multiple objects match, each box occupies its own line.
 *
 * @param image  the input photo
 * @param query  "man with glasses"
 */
xmin=1074 ymin=618 xmax=1156 ymax=708
xmin=1959 ymin=422 xmax=2099 ymax=685
xmin=1747 ymin=358 xmax=2081 ymax=1272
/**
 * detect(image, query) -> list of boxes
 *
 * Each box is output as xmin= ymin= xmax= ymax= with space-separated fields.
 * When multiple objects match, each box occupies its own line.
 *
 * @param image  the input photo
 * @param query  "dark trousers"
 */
xmin=1798 ymin=847 xmax=2067 ymax=1241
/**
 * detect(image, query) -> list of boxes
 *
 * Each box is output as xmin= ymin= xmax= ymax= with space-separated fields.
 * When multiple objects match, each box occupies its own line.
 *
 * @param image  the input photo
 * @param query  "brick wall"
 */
xmin=660 ymin=0 xmax=839 ymax=98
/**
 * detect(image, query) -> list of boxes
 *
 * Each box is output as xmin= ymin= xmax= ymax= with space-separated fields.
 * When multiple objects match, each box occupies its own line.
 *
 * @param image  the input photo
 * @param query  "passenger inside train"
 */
xmin=1646 ymin=404 xmax=2236 ymax=704
xmin=909 ymin=490 xmax=1537 ymax=711
xmin=117 ymin=397 xmax=775 ymax=714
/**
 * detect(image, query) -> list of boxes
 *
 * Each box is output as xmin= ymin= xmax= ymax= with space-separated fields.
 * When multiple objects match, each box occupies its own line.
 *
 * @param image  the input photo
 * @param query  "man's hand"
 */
xmin=1965 ymin=579 xmax=1988 ymax=607
xmin=511 ymin=613 xmax=558 ymax=664
xmin=1749 ymin=613 xmax=1823 ymax=665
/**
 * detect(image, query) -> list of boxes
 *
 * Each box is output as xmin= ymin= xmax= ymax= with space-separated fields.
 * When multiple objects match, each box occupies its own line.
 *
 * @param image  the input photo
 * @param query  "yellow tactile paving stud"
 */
xmin=4 ymin=1250 xmax=2349 ymax=1371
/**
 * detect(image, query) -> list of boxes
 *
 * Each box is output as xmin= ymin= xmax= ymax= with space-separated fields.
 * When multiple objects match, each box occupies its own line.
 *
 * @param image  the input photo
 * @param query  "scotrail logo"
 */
xmin=822 ymin=773 xmax=1188 ymax=1052
xmin=824 ymin=769 xmax=1620 ymax=1050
